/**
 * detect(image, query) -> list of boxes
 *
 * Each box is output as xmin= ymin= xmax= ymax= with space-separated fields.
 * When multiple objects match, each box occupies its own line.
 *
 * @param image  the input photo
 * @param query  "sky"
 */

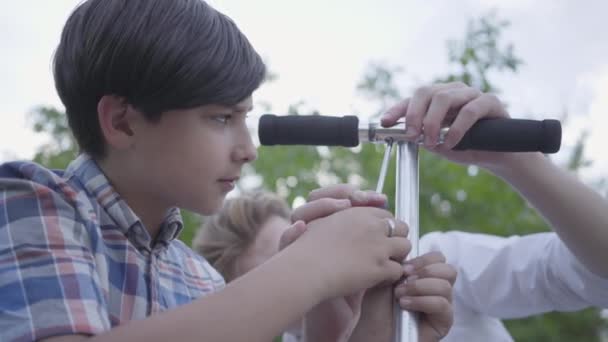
xmin=0 ymin=0 xmax=607 ymax=184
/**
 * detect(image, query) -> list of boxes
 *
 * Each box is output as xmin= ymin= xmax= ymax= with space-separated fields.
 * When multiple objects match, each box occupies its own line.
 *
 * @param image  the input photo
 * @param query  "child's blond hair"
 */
xmin=193 ymin=191 xmax=291 ymax=281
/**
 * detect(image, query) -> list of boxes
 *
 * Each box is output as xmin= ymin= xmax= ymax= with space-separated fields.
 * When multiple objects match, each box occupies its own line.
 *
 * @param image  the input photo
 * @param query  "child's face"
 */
xmin=127 ymin=96 xmax=257 ymax=215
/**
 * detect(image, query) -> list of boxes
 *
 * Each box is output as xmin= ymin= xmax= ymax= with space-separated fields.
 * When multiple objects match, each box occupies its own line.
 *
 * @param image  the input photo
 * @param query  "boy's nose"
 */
xmin=233 ymin=134 xmax=258 ymax=163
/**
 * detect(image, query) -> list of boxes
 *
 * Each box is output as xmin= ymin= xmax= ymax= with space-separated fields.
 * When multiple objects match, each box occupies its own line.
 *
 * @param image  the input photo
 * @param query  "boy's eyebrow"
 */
xmin=232 ymin=104 xmax=254 ymax=112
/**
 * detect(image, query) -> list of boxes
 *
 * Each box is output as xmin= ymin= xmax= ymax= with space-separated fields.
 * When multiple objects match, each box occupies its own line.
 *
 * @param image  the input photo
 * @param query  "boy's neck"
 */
xmin=96 ymin=156 xmax=167 ymax=240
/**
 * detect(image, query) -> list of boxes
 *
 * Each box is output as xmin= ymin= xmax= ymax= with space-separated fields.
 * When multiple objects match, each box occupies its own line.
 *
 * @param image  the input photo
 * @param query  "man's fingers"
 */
xmin=398 ymin=295 xmax=452 ymax=315
xmin=403 ymin=86 xmax=433 ymax=138
xmin=381 ymin=98 xmax=409 ymax=127
xmin=291 ymin=198 xmax=351 ymax=223
xmin=308 ymin=185 xmax=387 ymax=208
xmin=411 ymin=263 xmax=458 ymax=285
xmin=423 ymin=87 xmax=482 ymax=147
xmin=403 ymin=251 xmax=446 ymax=275
xmin=278 ymin=220 xmax=307 ymax=251
xmin=394 ymin=278 xmax=453 ymax=302
xmin=441 ymin=93 xmax=509 ymax=150
xmin=351 ymin=190 xmax=387 ymax=207
xmin=402 ymin=82 xmax=467 ymax=139
xmin=308 ymin=184 xmax=357 ymax=201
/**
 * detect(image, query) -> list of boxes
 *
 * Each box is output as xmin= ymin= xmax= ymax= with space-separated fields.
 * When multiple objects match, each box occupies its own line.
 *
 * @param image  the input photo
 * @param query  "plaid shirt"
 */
xmin=0 ymin=154 xmax=225 ymax=341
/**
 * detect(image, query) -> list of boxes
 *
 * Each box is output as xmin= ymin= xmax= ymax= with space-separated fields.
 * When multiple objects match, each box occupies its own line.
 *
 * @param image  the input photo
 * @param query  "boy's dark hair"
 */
xmin=53 ymin=0 xmax=266 ymax=159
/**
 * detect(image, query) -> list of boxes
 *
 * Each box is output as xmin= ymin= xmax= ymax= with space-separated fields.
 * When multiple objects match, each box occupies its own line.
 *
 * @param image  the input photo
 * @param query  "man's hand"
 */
xmin=381 ymin=82 xmax=512 ymax=169
xmin=395 ymin=252 xmax=457 ymax=341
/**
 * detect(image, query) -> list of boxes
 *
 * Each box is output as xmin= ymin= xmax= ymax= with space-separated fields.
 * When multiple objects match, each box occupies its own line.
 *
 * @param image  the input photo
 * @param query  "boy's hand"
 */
xmin=381 ymin=82 xmax=513 ymax=169
xmin=284 ymin=185 xmax=397 ymax=296
xmin=302 ymin=290 xmax=365 ymax=342
xmin=280 ymin=184 xmax=388 ymax=249
xmin=278 ymin=185 xmax=398 ymax=342
xmin=394 ymin=251 xmax=457 ymax=341
xmin=279 ymin=218 xmax=365 ymax=342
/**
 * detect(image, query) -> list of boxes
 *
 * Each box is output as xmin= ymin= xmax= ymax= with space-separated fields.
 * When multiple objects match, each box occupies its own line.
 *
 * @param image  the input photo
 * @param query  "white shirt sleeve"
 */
xmin=282 ymin=332 xmax=300 ymax=342
xmin=420 ymin=231 xmax=608 ymax=319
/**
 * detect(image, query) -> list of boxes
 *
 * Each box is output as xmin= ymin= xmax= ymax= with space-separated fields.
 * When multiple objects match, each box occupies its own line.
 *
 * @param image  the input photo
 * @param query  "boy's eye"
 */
xmin=212 ymin=114 xmax=232 ymax=124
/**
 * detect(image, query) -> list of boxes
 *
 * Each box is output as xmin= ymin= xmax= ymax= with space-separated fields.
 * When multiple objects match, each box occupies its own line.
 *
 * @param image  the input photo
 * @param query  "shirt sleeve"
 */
xmin=0 ymin=179 xmax=110 ymax=341
xmin=420 ymin=230 xmax=608 ymax=319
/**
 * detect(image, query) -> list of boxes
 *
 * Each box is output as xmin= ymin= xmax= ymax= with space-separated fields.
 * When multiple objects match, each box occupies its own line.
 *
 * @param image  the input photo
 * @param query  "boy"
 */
xmin=0 ymin=1 xmax=448 ymax=341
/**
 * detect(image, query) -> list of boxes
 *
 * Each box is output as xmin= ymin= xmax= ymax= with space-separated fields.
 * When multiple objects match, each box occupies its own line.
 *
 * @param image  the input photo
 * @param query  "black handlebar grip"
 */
xmin=454 ymin=118 xmax=561 ymax=153
xmin=259 ymin=114 xmax=359 ymax=147
xmin=259 ymin=114 xmax=562 ymax=154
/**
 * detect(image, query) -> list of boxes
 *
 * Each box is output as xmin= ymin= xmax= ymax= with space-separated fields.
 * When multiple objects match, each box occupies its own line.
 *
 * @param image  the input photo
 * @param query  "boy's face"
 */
xmin=128 ymin=96 xmax=257 ymax=215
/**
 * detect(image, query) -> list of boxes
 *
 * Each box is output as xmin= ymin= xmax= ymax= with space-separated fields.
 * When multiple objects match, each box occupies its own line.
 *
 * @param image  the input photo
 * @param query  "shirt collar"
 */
xmin=65 ymin=154 xmax=184 ymax=250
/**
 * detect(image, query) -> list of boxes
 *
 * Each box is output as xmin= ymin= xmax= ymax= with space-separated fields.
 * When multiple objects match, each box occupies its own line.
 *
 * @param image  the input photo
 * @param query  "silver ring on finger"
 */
xmin=386 ymin=218 xmax=396 ymax=237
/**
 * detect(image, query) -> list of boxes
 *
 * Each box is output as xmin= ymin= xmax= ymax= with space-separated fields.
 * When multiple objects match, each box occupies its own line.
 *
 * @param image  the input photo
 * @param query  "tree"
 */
xmin=29 ymin=106 xmax=78 ymax=169
xmin=439 ymin=11 xmax=522 ymax=93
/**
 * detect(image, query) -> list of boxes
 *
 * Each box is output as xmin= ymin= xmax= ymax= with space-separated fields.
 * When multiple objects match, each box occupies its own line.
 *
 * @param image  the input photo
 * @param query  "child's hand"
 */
xmin=280 ymin=184 xmax=388 ymax=250
xmin=394 ymin=251 xmax=457 ymax=341
xmin=278 ymin=185 xmax=409 ymax=341
xmin=286 ymin=184 xmax=407 ymax=298
xmin=287 ymin=207 xmax=410 ymax=339
xmin=302 ymin=290 xmax=365 ymax=342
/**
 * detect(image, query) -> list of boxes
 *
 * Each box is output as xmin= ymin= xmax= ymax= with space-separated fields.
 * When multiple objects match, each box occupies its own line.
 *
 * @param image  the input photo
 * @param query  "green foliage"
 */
xmin=504 ymin=308 xmax=607 ymax=342
xmin=567 ymin=131 xmax=594 ymax=172
xmin=29 ymin=106 xmax=78 ymax=169
xmin=357 ymin=63 xmax=404 ymax=114
xmin=179 ymin=210 xmax=203 ymax=246
xmin=439 ymin=11 xmax=523 ymax=92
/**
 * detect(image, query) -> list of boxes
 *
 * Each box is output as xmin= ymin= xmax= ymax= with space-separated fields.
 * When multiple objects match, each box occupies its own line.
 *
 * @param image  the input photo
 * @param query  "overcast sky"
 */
xmin=1 ymin=0 xmax=607 ymax=184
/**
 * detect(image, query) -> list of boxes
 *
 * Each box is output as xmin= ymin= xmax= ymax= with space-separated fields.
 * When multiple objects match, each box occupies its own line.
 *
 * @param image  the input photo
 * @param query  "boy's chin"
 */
xmin=187 ymin=196 xmax=226 ymax=216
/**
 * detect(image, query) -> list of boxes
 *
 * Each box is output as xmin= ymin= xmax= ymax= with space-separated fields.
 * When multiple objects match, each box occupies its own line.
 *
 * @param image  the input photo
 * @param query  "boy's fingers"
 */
xmin=385 ymin=260 xmax=407 ymax=284
xmin=380 ymin=218 xmax=409 ymax=238
xmin=291 ymin=198 xmax=351 ymax=223
xmin=388 ymin=237 xmax=412 ymax=262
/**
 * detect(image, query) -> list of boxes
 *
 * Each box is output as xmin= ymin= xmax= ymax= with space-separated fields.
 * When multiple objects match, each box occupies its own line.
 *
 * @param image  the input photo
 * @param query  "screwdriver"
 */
xmin=375 ymin=139 xmax=394 ymax=196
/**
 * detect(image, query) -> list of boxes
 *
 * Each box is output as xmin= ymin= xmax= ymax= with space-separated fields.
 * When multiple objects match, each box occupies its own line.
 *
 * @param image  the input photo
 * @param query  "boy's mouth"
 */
xmin=218 ymin=177 xmax=239 ymax=183
xmin=218 ymin=177 xmax=238 ymax=191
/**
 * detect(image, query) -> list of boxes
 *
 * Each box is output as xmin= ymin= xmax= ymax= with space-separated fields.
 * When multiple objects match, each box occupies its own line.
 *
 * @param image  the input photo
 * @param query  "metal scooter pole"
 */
xmin=394 ymin=140 xmax=419 ymax=342
xmin=374 ymin=127 xmax=419 ymax=342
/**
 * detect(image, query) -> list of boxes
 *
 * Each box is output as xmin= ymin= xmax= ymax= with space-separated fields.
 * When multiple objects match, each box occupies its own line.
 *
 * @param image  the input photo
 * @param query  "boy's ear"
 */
xmin=97 ymin=95 xmax=138 ymax=150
